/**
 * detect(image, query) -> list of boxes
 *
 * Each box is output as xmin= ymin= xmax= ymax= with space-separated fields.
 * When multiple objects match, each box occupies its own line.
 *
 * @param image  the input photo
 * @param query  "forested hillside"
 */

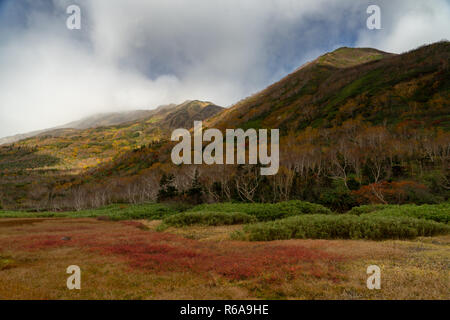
xmin=0 ymin=42 xmax=448 ymax=211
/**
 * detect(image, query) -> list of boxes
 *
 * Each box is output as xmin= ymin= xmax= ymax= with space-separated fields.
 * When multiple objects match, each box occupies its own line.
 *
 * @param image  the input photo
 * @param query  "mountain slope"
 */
xmin=0 ymin=110 xmax=158 ymax=146
xmin=62 ymin=110 xmax=157 ymax=130
xmin=0 ymin=100 xmax=223 ymax=146
xmin=90 ymin=43 xmax=449 ymax=181
xmin=208 ymin=42 xmax=449 ymax=132
xmin=0 ymin=100 xmax=223 ymax=173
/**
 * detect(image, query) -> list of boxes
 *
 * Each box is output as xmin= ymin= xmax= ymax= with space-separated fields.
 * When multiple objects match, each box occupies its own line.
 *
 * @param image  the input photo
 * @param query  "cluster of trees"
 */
xmin=36 ymin=120 xmax=445 ymax=212
xmin=0 ymin=118 xmax=448 ymax=212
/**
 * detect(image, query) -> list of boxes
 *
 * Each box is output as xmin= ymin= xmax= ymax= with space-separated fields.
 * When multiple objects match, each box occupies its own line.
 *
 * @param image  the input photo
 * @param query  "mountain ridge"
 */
xmin=0 ymin=110 xmax=156 ymax=145
xmin=0 ymin=100 xmax=222 ymax=146
xmin=208 ymin=42 xmax=449 ymax=131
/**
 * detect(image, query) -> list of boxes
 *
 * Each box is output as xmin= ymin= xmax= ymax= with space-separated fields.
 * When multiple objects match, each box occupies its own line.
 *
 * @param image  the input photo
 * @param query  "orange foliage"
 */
xmin=352 ymin=180 xmax=428 ymax=204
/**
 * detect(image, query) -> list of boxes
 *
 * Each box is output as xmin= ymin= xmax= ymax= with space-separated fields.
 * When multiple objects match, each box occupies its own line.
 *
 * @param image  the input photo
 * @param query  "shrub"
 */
xmin=234 ymin=214 xmax=450 ymax=241
xmin=163 ymin=211 xmax=257 ymax=227
xmin=319 ymin=189 xmax=358 ymax=212
xmin=189 ymin=200 xmax=332 ymax=221
xmin=347 ymin=204 xmax=390 ymax=215
xmin=348 ymin=203 xmax=450 ymax=224
xmin=363 ymin=203 xmax=450 ymax=224
xmin=97 ymin=203 xmax=177 ymax=220
xmin=275 ymin=200 xmax=332 ymax=215
xmin=0 ymin=203 xmax=178 ymax=220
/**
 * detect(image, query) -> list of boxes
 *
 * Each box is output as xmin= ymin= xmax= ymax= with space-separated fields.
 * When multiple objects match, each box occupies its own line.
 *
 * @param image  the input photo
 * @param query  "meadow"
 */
xmin=1 ymin=201 xmax=449 ymax=239
xmin=0 ymin=201 xmax=448 ymax=299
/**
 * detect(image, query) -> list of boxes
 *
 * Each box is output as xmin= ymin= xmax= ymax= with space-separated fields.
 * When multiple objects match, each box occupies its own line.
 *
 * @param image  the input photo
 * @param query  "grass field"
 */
xmin=0 ymin=201 xmax=449 ymax=299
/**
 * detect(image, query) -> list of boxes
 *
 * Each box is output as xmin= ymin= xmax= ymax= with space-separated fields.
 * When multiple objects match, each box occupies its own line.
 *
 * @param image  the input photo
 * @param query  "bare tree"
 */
xmin=72 ymin=187 xmax=86 ymax=211
xmin=235 ymin=165 xmax=261 ymax=202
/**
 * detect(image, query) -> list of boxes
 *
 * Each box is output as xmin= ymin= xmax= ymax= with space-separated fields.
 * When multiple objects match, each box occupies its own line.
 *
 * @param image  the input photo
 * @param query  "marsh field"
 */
xmin=0 ymin=201 xmax=448 ymax=300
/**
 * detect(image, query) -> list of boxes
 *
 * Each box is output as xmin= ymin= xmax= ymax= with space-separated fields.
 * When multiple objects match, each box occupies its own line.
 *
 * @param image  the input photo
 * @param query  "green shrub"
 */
xmin=163 ymin=211 xmax=257 ymax=227
xmin=347 ymin=204 xmax=390 ymax=215
xmin=0 ymin=211 xmax=67 ymax=218
xmin=189 ymin=200 xmax=332 ymax=221
xmin=95 ymin=203 xmax=178 ymax=220
xmin=319 ymin=189 xmax=358 ymax=212
xmin=348 ymin=203 xmax=450 ymax=224
xmin=275 ymin=200 xmax=332 ymax=215
xmin=233 ymin=214 xmax=450 ymax=241
xmin=365 ymin=203 xmax=450 ymax=224
xmin=0 ymin=203 xmax=177 ymax=220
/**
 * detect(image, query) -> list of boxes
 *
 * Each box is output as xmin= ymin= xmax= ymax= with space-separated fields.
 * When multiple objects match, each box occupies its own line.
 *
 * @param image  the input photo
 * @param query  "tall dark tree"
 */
xmin=186 ymin=168 xmax=204 ymax=204
xmin=157 ymin=173 xmax=178 ymax=202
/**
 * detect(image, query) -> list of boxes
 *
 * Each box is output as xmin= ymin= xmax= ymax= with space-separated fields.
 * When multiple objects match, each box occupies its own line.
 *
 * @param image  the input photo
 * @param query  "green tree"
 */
xmin=186 ymin=169 xmax=204 ymax=204
xmin=157 ymin=173 xmax=178 ymax=202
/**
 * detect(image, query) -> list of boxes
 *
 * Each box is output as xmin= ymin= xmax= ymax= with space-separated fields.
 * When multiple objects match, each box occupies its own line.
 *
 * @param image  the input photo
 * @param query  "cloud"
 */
xmin=0 ymin=0 xmax=448 ymax=137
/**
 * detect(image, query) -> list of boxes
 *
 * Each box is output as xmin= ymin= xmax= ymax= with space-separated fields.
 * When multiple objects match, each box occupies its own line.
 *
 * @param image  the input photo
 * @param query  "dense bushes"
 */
xmin=350 ymin=203 xmax=450 ymax=224
xmin=162 ymin=211 xmax=257 ymax=227
xmin=188 ymin=200 xmax=332 ymax=221
xmin=347 ymin=204 xmax=389 ymax=215
xmin=319 ymin=188 xmax=358 ymax=212
xmin=0 ymin=211 xmax=67 ymax=219
xmin=0 ymin=200 xmax=332 ymax=222
xmin=0 ymin=203 xmax=178 ymax=221
xmin=233 ymin=214 xmax=450 ymax=241
xmin=92 ymin=203 xmax=178 ymax=220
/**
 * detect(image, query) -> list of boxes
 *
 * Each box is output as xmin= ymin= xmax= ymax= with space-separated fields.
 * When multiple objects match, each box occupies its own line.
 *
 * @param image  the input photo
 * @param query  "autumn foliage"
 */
xmin=352 ymin=181 xmax=430 ymax=205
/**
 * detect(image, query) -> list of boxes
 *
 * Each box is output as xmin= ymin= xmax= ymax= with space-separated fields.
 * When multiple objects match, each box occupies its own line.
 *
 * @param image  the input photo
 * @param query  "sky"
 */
xmin=0 ymin=0 xmax=449 ymax=138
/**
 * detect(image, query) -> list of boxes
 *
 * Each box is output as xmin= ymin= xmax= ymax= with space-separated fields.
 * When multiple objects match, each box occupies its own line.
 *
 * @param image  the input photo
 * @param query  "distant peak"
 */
xmin=331 ymin=46 xmax=389 ymax=55
xmin=316 ymin=47 xmax=393 ymax=68
xmin=179 ymin=100 xmax=217 ymax=108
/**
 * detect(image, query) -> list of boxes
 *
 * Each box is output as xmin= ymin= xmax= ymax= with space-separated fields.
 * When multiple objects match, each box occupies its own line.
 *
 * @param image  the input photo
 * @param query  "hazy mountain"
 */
xmin=0 ymin=101 xmax=222 ymax=145
xmin=0 ymin=129 xmax=50 ymax=146
xmin=0 ymin=100 xmax=223 ymax=176
xmin=62 ymin=110 xmax=157 ymax=130
xmin=0 ymin=110 xmax=154 ymax=145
